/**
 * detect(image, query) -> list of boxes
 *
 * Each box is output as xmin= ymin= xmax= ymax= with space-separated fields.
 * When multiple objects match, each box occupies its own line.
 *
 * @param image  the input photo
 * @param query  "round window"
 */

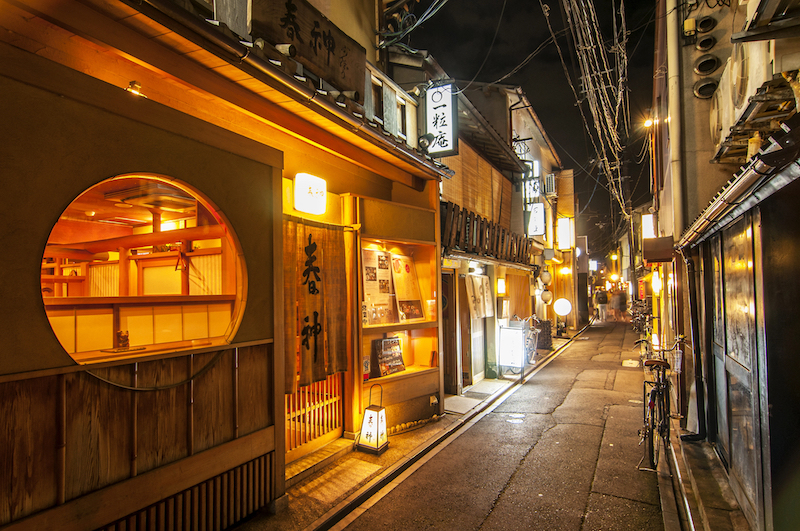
xmin=41 ymin=175 xmax=245 ymax=361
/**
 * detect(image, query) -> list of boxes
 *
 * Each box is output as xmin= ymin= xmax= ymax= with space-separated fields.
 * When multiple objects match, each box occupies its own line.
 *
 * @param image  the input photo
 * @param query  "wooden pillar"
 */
xmin=119 ymin=247 xmax=129 ymax=296
xmin=181 ymin=240 xmax=190 ymax=296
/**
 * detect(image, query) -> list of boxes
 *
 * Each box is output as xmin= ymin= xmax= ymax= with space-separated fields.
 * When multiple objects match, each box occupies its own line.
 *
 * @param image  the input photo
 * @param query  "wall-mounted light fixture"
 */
xmin=124 ymin=81 xmax=147 ymax=98
xmin=497 ymin=277 xmax=506 ymax=296
xmin=418 ymin=133 xmax=435 ymax=154
xmin=294 ymin=173 xmax=327 ymax=215
xmin=651 ymin=269 xmax=662 ymax=295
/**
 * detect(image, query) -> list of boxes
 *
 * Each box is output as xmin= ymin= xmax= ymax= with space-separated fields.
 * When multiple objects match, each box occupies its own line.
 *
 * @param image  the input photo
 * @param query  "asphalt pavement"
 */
xmin=235 ymin=321 xmax=665 ymax=531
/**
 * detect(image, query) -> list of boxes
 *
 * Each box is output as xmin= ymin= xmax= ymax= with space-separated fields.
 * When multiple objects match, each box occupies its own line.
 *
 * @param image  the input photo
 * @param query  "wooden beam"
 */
xmin=3 ymin=0 xmax=426 ymax=187
xmin=57 ymin=225 xmax=226 ymax=254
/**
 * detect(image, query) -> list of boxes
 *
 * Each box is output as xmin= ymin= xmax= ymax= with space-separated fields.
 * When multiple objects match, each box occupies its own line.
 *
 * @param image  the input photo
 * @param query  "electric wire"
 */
xmin=454 ymin=0 xmax=509 ymax=94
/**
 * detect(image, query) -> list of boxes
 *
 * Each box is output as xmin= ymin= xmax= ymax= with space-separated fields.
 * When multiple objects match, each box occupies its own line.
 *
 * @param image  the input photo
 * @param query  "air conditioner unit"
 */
xmin=711 ymin=36 xmax=800 ymax=162
xmin=544 ymin=173 xmax=557 ymax=196
xmin=710 ymin=58 xmax=734 ymax=153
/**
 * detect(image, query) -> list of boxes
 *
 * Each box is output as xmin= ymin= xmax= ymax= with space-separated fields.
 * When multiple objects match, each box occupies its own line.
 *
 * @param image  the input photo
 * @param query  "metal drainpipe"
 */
xmin=681 ymin=249 xmax=707 ymax=440
xmin=667 ymin=0 xmax=684 ymax=238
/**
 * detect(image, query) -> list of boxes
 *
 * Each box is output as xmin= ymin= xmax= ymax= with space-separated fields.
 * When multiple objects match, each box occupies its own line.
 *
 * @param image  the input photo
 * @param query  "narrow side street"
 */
xmin=236 ymin=321 xmax=666 ymax=531
xmin=340 ymin=322 xmax=659 ymax=530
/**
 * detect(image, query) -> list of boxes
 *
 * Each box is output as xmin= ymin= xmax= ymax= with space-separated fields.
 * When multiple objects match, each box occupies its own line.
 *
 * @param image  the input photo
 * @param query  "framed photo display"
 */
xmin=390 ymin=254 xmax=424 ymax=322
xmin=361 ymin=248 xmax=397 ymax=325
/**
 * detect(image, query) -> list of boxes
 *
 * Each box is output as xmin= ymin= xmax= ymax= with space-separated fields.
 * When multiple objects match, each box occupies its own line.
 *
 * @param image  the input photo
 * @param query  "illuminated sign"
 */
xmin=294 ymin=173 xmax=327 ymax=215
xmin=527 ymin=203 xmax=545 ymax=236
xmin=641 ymin=213 xmax=655 ymax=239
xmin=524 ymin=176 xmax=541 ymax=200
xmin=425 ymin=83 xmax=458 ymax=157
xmin=556 ymin=217 xmax=574 ymax=250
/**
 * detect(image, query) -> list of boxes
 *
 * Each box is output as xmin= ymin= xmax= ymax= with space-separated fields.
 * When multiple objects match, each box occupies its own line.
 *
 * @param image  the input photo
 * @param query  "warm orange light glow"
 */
xmin=294 ymin=173 xmax=327 ymax=215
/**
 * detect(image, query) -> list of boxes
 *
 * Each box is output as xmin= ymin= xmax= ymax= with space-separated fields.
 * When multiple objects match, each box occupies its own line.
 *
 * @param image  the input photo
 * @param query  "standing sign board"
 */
xmin=425 ymin=83 xmax=458 ymax=157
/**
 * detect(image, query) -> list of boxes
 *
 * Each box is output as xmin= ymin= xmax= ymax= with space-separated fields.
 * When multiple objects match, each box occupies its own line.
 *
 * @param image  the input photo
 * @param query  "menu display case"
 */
xmin=359 ymin=240 xmax=438 ymax=381
xmin=345 ymin=195 xmax=442 ymax=418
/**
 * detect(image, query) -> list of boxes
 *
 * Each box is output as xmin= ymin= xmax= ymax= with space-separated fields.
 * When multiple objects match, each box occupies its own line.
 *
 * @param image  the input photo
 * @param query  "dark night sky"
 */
xmin=401 ymin=0 xmax=656 ymax=254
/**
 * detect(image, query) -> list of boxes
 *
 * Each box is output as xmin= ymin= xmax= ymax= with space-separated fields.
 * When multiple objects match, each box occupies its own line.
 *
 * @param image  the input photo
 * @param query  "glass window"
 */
xmin=41 ymin=174 xmax=245 ymax=362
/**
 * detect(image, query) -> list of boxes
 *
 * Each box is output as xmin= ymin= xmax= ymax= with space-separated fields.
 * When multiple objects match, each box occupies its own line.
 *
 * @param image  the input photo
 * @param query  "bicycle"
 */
xmin=635 ymin=334 xmax=685 ymax=471
xmin=630 ymin=299 xmax=652 ymax=334
xmin=524 ymin=315 xmax=541 ymax=365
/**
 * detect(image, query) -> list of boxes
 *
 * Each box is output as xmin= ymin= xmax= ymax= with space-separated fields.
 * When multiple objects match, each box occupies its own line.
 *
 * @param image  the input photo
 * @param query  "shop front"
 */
xmin=1 ymin=53 xmax=285 ymax=529
xmin=439 ymin=201 xmax=540 ymax=391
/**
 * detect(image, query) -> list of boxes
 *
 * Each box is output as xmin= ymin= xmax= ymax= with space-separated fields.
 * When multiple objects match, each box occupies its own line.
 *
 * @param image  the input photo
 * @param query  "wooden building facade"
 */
xmin=0 ymin=0 xmax=445 ymax=529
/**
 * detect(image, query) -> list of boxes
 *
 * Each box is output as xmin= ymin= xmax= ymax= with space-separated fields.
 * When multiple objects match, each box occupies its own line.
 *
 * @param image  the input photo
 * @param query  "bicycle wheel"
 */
xmin=648 ymin=388 xmax=659 ymax=469
xmin=659 ymin=380 xmax=671 ymax=442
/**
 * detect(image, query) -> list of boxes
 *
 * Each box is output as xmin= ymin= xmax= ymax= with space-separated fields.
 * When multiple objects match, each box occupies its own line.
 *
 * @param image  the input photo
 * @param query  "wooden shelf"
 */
xmin=363 ymin=365 xmax=438 ymax=384
xmin=362 ymin=320 xmax=437 ymax=334
xmin=41 ymin=274 xmax=86 ymax=283
xmin=43 ymin=294 xmax=235 ymax=307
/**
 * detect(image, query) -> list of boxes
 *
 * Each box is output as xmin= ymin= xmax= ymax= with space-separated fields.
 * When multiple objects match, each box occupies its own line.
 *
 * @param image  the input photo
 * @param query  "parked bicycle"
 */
xmin=635 ymin=334 xmax=685 ymax=471
xmin=630 ymin=299 xmax=652 ymax=334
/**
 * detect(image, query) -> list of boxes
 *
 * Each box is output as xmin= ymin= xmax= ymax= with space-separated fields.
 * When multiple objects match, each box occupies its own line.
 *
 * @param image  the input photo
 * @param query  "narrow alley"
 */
xmin=236 ymin=322 xmax=665 ymax=531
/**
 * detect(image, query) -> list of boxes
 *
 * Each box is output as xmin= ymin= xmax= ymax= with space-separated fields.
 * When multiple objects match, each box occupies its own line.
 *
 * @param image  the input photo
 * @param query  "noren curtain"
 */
xmin=283 ymin=219 xmax=348 ymax=394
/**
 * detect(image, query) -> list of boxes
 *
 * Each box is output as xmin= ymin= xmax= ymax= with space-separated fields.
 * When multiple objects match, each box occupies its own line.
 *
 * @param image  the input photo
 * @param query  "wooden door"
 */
xmin=442 ymin=271 xmax=458 ymax=395
xmin=458 ymin=275 xmax=473 ymax=388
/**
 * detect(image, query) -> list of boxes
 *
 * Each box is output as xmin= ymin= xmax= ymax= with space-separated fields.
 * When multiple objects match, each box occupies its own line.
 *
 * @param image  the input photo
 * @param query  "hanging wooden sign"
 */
xmin=252 ymin=0 xmax=366 ymax=102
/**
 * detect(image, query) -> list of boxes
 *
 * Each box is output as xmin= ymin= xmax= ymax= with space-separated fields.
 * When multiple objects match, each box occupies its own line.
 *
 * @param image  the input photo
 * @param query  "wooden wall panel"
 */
xmin=0 ymin=377 xmax=58 ymax=526
xmin=136 ymin=358 xmax=190 ymax=474
xmin=499 ymin=177 xmax=512 ymax=230
xmin=492 ymin=168 xmax=503 ymax=225
xmin=238 ymin=344 xmax=273 ymax=437
xmin=441 ymin=142 xmax=509 ymax=224
xmin=64 ymin=367 xmax=133 ymax=501
xmin=477 ymin=157 xmax=492 ymax=219
xmin=193 ymin=350 xmax=235 ymax=454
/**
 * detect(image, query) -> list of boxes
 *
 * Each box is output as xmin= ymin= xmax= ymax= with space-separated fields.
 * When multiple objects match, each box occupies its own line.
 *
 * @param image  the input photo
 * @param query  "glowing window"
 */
xmin=41 ymin=175 xmax=245 ymax=362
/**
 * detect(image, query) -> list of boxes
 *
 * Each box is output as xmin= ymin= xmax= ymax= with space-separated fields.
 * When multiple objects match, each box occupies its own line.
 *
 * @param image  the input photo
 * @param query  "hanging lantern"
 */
xmin=540 ymin=288 xmax=553 ymax=304
xmin=540 ymin=269 xmax=552 ymax=285
xmin=357 ymin=384 xmax=388 ymax=454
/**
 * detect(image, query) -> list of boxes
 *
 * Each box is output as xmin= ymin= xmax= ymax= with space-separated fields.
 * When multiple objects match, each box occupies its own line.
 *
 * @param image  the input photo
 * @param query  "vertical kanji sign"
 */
xmin=424 ymin=82 xmax=458 ymax=157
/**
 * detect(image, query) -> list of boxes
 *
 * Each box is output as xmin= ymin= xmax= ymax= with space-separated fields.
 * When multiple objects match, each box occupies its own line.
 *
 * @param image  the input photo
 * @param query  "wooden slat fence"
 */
xmin=285 ymin=373 xmax=343 ymax=458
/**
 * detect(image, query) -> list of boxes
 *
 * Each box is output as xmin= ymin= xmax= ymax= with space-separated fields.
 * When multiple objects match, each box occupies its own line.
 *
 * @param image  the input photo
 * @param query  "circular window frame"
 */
xmin=41 ymin=173 xmax=247 ymax=362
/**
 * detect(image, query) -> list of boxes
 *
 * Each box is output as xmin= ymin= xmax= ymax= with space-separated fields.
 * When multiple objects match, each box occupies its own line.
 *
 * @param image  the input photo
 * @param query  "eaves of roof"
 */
xmin=29 ymin=0 xmax=450 ymax=187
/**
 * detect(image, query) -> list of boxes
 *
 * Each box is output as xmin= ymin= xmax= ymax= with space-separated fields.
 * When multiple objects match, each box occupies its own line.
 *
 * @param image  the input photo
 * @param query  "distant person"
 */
xmin=594 ymin=289 xmax=608 ymax=321
xmin=614 ymin=290 xmax=628 ymax=322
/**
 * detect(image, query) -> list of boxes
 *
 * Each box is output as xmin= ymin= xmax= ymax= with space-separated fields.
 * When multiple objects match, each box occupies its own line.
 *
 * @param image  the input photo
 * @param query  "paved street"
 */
xmin=337 ymin=321 xmax=662 ymax=531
